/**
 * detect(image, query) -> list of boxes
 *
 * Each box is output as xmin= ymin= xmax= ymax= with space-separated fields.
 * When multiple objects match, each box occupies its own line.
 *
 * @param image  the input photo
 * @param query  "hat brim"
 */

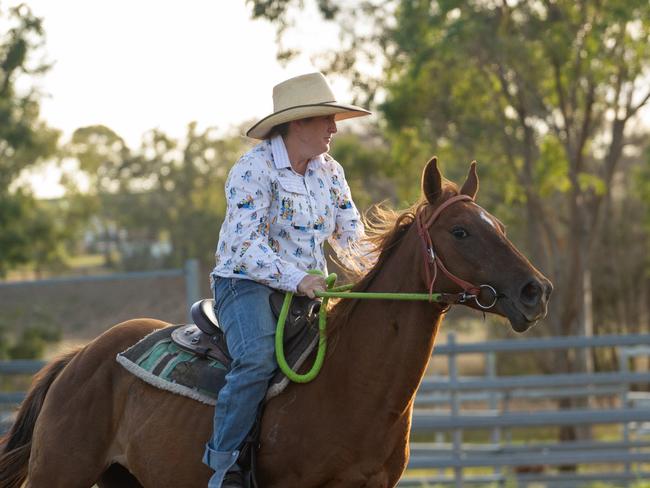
xmin=246 ymin=103 xmax=371 ymax=139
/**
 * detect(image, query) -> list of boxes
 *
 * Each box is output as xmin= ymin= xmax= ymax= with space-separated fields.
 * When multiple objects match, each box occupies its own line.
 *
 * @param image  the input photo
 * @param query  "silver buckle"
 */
xmin=428 ymin=248 xmax=436 ymax=263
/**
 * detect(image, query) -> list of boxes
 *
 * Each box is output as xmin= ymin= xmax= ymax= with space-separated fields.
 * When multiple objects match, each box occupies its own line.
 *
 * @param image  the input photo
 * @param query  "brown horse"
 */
xmin=0 ymin=158 xmax=551 ymax=488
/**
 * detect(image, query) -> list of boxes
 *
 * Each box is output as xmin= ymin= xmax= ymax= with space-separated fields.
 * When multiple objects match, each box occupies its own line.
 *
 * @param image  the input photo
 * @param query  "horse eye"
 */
xmin=451 ymin=226 xmax=469 ymax=239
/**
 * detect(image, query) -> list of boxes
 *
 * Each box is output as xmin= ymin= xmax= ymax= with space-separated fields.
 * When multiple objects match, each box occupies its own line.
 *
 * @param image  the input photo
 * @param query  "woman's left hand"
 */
xmin=297 ymin=275 xmax=327 ymax=299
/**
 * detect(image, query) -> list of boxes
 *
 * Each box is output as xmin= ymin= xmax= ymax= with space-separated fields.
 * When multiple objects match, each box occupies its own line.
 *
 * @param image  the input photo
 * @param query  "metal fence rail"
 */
xmin=401 ymin=332 xmax=650 ymax=487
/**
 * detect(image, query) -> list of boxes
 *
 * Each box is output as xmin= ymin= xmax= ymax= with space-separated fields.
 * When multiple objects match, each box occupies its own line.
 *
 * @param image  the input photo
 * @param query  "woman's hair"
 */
xmin=264 ymin=122 xmax=290 ymax=140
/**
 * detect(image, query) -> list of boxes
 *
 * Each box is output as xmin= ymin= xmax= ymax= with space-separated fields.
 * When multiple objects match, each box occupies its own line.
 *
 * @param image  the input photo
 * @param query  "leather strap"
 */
xmin=415 ymin=195 xmax=481 ymax=300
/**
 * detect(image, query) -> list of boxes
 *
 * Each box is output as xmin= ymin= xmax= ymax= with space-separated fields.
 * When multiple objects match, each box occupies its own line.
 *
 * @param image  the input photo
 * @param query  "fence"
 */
xmin=2 ymin=332 xmax=650 ymax=487
xmin=401 ymin=332 xmax=650 ymax=487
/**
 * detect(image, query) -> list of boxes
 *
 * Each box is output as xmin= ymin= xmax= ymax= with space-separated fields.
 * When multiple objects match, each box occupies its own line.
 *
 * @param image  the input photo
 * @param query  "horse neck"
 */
xmin=324 ymin=227 xmax=444 ymax=412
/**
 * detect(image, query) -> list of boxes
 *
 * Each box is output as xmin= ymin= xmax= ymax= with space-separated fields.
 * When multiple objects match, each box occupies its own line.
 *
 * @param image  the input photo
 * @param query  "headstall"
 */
xmin=415 ymin=194 xmax=499 ymax=310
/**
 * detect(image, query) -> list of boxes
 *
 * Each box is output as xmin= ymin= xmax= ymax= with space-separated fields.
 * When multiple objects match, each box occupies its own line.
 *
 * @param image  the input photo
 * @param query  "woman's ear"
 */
xmin=422 ymin=156 xmax=442 ymax=204
xmin=460 ymin=161 xmax=479 ymax=199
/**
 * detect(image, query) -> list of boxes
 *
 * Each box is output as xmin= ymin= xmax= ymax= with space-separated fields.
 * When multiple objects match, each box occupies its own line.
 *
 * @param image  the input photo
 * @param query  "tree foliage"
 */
xmin=0 ymin=4 xmax=61 ymax=276
xmin=329 ymin=128 xmax=394 ymax=209
xmin=249 ymin=0 xmax=650 ymax=345
xmin=0 ymin=323 xmax=61 ymax=359
xmin=387 ymin=1 xmax=650 ymax=343
xmin=64 ymin=123 xmax=252 ymax=271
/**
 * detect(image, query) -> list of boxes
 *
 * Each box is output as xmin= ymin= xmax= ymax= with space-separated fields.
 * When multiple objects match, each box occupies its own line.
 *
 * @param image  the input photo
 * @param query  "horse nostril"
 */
xmin=520 ymin=280 xmax=543 ymax=307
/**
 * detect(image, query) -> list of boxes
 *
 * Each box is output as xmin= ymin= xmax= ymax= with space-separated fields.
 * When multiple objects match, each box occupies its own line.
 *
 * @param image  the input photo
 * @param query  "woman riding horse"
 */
xmin=205 ymin=72 xmax=371 ymax=488
xmin=0 ymin=156 xmax=552 ymax=488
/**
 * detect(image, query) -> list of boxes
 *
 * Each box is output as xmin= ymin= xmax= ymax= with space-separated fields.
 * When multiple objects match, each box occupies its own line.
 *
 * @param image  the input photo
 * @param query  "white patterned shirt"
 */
xmin=212 ymin=135 xmax=365 ymax=292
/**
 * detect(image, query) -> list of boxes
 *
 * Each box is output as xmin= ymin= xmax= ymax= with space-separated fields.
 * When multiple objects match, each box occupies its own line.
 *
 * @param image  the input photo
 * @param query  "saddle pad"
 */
xmin=116 ymin=326 xmax=226 ymax=405
xmin=116 ymin=325 xmax=318 ymax=406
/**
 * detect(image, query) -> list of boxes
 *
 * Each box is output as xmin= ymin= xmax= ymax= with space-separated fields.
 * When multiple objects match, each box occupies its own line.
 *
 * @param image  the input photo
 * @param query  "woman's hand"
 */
xmin=297 ymin=274 xmax=327 ymax=299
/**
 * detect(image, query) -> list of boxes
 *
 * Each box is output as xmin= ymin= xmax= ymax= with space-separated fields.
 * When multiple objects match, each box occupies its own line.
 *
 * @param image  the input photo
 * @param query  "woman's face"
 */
xmin=295 ymin=115 xmax=338 ymax=157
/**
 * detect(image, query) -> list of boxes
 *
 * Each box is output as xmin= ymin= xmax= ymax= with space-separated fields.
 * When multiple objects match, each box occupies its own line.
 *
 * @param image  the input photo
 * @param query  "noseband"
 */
xmin=415 ymin=194 xmax=498 ymax=310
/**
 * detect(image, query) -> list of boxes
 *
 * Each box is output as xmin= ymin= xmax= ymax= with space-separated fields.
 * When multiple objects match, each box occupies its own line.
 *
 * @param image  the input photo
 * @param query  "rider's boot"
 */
xmin=221 ymin=467 xmax=244 ymax=488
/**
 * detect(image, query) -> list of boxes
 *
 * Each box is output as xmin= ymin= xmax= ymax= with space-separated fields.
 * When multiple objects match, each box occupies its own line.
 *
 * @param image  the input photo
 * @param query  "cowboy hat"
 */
xmin=246 ymin=72 xmax=371 ymax=139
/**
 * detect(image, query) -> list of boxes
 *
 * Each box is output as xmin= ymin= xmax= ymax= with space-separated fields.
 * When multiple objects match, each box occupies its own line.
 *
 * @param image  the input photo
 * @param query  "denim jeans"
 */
xmin=203 ymin=276 xmax=278 ymax=487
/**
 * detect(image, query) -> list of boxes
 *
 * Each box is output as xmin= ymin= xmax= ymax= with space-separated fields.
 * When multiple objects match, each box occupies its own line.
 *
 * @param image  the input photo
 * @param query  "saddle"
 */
xmin=171 ymin=293 xmax=321 ymax=371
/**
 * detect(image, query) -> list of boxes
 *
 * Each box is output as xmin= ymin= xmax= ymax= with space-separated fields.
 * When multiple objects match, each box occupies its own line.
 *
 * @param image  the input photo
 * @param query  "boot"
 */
xmin=221 ymin=469 xmax=244 ymax=488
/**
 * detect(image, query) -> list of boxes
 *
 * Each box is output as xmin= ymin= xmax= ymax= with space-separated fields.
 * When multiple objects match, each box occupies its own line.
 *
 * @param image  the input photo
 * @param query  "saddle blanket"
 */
xmin=116 ymin=325 xmax=316 ymax=406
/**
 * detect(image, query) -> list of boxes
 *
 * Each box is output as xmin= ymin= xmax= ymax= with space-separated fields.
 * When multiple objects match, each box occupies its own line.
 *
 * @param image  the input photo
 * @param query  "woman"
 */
xmin=204 ymin=72 xmax=371 ymax=488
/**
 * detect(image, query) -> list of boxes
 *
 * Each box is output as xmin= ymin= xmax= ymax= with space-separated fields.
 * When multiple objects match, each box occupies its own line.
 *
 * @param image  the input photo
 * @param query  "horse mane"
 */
xmin=328 ymin=182 xmax=460 ymax=330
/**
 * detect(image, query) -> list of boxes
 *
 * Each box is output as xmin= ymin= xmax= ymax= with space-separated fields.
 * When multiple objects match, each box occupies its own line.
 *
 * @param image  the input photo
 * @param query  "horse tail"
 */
xmin=0 ymin=349 xmax=80 ymax=488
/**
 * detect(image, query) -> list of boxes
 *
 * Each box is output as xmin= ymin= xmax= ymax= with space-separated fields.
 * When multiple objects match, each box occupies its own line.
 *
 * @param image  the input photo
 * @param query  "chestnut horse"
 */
xmin=0 ymin=158 xmax=551 ymax=488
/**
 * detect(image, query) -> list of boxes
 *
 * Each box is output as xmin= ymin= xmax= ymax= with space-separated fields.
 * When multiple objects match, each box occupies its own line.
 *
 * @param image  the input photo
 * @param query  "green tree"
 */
xmin=384 ymin=0 xmax=650 ymax=350
xmin=329 ymin=128 xmax=394 ymax=210
xmin=0 ymin=4 xmax=61 ymax=276
xmin=0 ymin=324 xmax=60 ymax=359
xmin=251 ymin=0 xmax=650 ymax=343
xmin=124 ymin=123 xmax=250 ymax=270
xmin=66 ymin=123 xmax=252 ymax=271
xmin=64 ymin=125 xmax=131 ymax=268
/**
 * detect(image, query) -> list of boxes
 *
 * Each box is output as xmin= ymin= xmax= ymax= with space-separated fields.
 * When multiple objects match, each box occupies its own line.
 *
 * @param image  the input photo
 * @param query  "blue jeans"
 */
xmin=203 ymin=276 xmax=278 ymax=487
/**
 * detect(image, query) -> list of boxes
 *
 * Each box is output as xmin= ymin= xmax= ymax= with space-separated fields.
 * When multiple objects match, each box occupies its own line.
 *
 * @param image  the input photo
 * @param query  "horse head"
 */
xmin=419 ymin=157 xmax=552 ymax=332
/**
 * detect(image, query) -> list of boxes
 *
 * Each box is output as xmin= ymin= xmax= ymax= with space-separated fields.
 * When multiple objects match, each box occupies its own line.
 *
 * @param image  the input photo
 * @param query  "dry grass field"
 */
xmin=0 ymin=273 xmax=209 ymax=346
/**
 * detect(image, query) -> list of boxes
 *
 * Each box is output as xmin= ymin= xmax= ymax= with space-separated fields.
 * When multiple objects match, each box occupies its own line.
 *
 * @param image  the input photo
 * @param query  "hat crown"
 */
xmin=272 ymin=72 xmax=336 ymax=112
xmin=246 ymin=71 xmax=370 ymax=139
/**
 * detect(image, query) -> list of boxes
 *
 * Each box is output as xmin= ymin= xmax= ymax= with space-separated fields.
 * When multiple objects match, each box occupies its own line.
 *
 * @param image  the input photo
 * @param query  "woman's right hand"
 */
xmin=297 ymin=274 xmax=327 ymax=299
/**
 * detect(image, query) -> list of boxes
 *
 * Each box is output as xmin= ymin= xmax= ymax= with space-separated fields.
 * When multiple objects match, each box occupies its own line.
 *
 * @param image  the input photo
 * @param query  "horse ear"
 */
xmin=460 ymin=161 xmax=479 ymax=199
xmin=422 ymin=156 xmax=442 ymax=204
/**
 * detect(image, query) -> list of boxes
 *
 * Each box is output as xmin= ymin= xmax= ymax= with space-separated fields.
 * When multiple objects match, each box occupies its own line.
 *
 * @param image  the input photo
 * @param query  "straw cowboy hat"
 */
xmin=246 ymin=72 xmax=371 ymax=139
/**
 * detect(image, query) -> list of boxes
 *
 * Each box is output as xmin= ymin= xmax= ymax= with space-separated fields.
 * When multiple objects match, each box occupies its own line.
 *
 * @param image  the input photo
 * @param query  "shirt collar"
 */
xmin=270 ymin=135 xmax=325 ymax=171
xmin=270 ymin=135 xmax=291 ymax=169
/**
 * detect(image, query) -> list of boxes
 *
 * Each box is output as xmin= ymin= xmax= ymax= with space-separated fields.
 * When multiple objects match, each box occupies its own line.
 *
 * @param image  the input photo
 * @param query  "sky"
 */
xmin=10 ymin=0 xmax=342 ymax=197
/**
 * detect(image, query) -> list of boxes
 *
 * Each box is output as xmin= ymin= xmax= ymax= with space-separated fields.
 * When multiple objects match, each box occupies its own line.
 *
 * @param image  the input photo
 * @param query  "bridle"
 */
xmin=415 ymin=194 xmax=499 ymax=310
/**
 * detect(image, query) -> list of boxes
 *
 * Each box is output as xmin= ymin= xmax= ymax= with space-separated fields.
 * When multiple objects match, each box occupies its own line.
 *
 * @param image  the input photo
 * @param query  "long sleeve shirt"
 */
xmin=212 ymin=135 xmax=365 ymax=292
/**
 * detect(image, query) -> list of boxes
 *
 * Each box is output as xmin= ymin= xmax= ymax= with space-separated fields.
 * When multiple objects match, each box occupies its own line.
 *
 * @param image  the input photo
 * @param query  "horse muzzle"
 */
xmin=498 ymin=276 xmax=553 ymax=332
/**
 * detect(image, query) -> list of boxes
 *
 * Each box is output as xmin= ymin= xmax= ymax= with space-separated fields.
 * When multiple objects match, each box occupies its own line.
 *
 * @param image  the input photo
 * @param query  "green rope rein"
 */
xmin=275 ymin=270 xmax=444 ymax=383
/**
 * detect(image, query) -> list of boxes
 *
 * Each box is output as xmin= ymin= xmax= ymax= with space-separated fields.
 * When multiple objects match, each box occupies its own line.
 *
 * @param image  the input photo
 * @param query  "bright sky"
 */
xmin=11 ymin=0 xmax=342 ymax=197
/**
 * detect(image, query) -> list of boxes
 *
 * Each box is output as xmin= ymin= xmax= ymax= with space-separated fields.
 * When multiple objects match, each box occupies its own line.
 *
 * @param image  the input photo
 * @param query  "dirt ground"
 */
xmin=0 ymin=273 xmax=212 ymax=346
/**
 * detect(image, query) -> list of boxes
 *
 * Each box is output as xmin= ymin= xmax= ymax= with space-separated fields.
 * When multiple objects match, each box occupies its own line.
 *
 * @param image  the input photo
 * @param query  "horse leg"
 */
xmin=25 ymin=319 xmax=166 ymax=487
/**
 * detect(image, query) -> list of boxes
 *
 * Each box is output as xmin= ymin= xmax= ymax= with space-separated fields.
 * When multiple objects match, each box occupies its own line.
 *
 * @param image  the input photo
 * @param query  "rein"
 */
xmin=275 ymin=195 xmax=499 ymax=383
